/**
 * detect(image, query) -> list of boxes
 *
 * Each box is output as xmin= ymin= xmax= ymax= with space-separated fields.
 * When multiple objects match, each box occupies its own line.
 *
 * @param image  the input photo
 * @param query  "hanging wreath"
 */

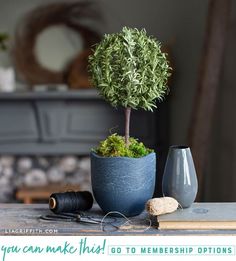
xmin=12 ymin=2 xmax=102 ymax=87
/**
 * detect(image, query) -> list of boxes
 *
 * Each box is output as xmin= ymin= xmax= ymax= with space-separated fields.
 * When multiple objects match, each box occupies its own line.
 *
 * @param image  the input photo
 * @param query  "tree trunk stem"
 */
xmin=125 ymin=107 xmax=131 ymax=146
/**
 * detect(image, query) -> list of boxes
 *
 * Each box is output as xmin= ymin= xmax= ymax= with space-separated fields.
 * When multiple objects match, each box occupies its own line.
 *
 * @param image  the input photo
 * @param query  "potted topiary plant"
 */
xmin=88 ymin=27 xmax=171 ymax=216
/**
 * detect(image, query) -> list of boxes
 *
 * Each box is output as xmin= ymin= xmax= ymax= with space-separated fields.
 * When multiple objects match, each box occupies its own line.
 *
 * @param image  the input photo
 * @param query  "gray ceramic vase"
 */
xmin=90 ymin=152 xmax=156 ymax=217
xmin=162 ymin=146 xmax=198 ymax=208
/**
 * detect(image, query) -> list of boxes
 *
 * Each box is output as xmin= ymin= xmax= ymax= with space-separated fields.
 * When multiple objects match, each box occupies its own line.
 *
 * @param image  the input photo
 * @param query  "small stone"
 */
xmin=59 ymin=156 xmax=78 ymax=173
xmin=0 ymin=156 xmax=14 ymax=168
xmin=78 ymin=157 xmax=91 ymax=172
xmin=17 ymin=157 xmax=33 ymax=174
xmin=47 ymin=167 xmax=65 ymax=183
xmin=24 ymin=169 xmax=48 ymax=187
xmin=2 ymin=167 xmax=14 ymax=178
xmin=0 ymin=176 xmax=10 ymax=186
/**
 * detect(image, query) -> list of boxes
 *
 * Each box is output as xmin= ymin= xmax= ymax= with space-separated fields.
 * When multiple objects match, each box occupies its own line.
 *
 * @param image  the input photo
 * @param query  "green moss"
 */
xmin=94 ymin=134 xmax=154 ymax=158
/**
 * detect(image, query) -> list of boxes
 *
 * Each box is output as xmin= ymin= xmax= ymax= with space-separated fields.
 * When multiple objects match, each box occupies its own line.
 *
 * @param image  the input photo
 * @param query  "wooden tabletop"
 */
xmin=1 ymin=204 xmax=236 ymax=236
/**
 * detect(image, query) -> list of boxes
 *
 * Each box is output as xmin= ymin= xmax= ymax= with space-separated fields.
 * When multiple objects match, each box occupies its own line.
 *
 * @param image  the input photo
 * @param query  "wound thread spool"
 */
xmin=49 ymin=191 xmax=93 ymax=214
xmin=49 ymin=197 xmax=57 ymax=210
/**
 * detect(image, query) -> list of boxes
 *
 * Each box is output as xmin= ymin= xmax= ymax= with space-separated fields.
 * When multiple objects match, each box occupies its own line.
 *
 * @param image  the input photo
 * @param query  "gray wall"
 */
xmin=0 ymin=0 xmax=209 ymax=145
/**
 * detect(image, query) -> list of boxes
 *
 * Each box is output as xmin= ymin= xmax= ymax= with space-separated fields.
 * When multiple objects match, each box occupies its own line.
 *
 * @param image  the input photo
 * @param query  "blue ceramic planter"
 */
xmin=90 ymin=152 xmax=156 ymax=217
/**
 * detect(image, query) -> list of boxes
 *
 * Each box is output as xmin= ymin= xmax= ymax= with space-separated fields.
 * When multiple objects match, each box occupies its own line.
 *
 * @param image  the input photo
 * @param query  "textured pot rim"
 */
xmin=90 ymin=151 xmax=156 ymax=160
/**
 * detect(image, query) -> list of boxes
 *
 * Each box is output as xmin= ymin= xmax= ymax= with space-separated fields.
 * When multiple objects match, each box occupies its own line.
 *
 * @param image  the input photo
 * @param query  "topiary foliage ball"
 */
xmin=88 ymin=27 xmax=171 ymax=111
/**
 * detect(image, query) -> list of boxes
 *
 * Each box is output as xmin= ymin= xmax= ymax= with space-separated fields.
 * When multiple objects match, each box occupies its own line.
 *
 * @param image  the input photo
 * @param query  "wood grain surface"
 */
xmin=0 ymin=203 xmax=236 ymax=236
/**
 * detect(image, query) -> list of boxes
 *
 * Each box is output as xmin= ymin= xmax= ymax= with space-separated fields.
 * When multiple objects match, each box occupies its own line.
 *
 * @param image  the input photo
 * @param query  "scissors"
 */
xmin=40 ymin=213 xmax=119 ymax=232
xmin=40 ymin=213 xmax=100 ymax=224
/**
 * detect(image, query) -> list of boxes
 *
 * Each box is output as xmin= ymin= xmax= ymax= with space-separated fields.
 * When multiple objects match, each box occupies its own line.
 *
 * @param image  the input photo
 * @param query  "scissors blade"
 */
xmin=79 ymin=216 xmax=101 ymax=224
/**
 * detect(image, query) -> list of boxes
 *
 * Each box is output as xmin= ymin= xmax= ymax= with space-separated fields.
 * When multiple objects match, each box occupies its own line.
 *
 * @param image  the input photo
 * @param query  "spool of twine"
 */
xmin=49 ymin=191 xmax=93 ymax=214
